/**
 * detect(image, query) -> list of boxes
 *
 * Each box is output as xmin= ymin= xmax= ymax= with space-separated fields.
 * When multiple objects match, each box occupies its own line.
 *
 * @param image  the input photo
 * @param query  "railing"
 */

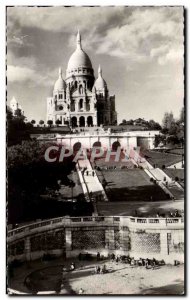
xmin=128 ymin=217 xmax=183 ymax=226
xmin=8 ymin=216 xmax=184 ymax=240
xmin=57 ymin=130 xmax=160 ymax=139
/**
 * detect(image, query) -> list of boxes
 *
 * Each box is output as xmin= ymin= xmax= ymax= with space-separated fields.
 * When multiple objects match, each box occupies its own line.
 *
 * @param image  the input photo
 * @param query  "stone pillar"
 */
xmin=93 ymin=115 xmax=97 ymax=126
xmin=65 ymin=229 xmax=72 ymax=257
xmin=105 ymin=228 xmax=115 ymax=250
xmin=84 ymin=100 xmax=86 ymax=112
xmin=25 ymin=237 xmax=31 ymax=261
xmin=85 ymin=117 xmax=88 ymax=127
xmin=160 ymin=231 xmax=169 ymax=256
xmin=148 ymin=137 xmax=154 ymax=149
xmin=75 ymin=101 xmax=78 ymax=112
xmin=120 ymin=227 xmax=130 ymax=252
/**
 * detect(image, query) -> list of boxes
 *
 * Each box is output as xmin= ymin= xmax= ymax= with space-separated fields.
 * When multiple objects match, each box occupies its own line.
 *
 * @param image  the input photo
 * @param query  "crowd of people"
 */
xmin=109 ymin=253 xmax=165 ymax=270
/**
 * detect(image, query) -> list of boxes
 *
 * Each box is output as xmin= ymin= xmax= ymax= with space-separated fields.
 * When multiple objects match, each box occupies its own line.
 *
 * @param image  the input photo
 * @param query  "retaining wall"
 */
xmin=7 ymin=216 xmax=184 ymax=264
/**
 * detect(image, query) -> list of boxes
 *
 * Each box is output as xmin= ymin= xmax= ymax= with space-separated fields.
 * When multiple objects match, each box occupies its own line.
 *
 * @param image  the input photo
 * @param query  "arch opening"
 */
xmin=79 ymin=116 xmax=85 ymax=127
xmin=112 ymin=141 xmax=121 ymax=151
xmin=71 ymin=116 xmax=77 ymax=128
xmin=87 ymin=116 xmax=93 ymax=127
xmin=73 ymin=142 xmax=82 ymax=152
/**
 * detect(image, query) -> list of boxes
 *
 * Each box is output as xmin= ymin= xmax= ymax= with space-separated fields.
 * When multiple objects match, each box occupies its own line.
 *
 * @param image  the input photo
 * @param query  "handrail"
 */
xmin=8 ymin=216 xmax=183 ymax=239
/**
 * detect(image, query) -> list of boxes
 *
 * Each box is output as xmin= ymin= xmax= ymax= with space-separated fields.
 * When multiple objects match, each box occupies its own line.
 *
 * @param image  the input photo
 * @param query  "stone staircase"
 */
xmin=130 ymin=149 xmax=184 ymax=200
xmin=77 ymin=158 xmax=108 ymax=201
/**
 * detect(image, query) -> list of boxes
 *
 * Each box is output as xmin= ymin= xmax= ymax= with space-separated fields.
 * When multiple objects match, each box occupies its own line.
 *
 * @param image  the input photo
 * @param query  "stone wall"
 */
xmin=56 ymin=131 xmax=160 ymax=150
xmin=7 ymin=216 xmax=184 ymax=264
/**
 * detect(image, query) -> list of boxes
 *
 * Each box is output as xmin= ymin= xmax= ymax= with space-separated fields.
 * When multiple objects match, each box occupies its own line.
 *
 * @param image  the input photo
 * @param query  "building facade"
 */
xmin=47 ymin=31 xmax=117 ymax=127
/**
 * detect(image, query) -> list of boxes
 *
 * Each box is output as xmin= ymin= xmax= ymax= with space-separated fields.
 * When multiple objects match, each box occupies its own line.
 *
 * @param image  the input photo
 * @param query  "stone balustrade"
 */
xmin=8 ymin=216 xmax=183 ymax=240
xmin=7 ymin=216 xmax=184 ymax=264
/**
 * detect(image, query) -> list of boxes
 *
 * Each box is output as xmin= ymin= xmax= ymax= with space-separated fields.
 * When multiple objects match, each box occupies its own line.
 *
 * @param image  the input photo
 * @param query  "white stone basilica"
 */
xmin=47 ymin=31 xmax=117 ymax=127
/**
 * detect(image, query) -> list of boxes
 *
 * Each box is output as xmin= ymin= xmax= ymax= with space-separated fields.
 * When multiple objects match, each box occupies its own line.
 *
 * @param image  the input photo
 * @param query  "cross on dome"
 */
xmin=59 ymin=67 xmax=62 ymax=77
xmin=77 ymin=29 xmax=82 ymax=49
xmin=98 ymin=65 xmax=102 ymax=77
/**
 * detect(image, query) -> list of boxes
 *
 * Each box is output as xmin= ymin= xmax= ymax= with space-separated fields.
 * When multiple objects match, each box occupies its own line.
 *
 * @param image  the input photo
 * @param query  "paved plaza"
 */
xmin=9 ymin=257 xmax=184 ymax=295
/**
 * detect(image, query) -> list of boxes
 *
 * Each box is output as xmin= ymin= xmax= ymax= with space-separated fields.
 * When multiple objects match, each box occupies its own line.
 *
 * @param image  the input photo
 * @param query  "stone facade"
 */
xmin=47 ymin=31 xmax=117 ymax=127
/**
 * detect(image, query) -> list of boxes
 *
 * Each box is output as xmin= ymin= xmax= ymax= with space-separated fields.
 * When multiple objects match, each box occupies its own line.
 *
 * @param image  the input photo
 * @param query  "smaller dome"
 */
xmin=54 ymin=68 xmax=66 ymax=91
xmin=94 ymin=65 xmax=107 ymax=90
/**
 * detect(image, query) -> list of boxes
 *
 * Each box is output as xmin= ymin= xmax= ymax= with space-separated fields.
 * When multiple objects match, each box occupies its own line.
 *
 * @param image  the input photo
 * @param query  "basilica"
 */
xmin=47 ymin=31 xmax=117 ymax=127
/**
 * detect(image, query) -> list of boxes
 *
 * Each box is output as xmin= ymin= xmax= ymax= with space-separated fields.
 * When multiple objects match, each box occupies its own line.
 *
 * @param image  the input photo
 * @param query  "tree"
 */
xmin=154 ymin=134 xmax=166 ymax=147
xmin=128 ymin=119 xmax=134 ymax=125
xmin=47 ymin=120 xmax=53 ymax=127
xmin=39 ymin=120 xmax=44 ymax=126
xmin=168 ymin=122 xmax=180 ymax=136
xmin=7 ymin=107 xmax=29 ymax=146
xmin=179 ymin=106 xmax=184 ymax=124
xmin=31 ymin=120 xmax=36 ymax=125
xmin=122 ymin=119 xmax=127 ymax=125
xmin=148 ymin=119 xmax=162 ymax=130
xmin=55 ymin=119 xmax=61 ymax=127
xmin=162 ymin=112 xmax=175 ymax=131
xmin=15 ymin=108 xmax=23 ymax=119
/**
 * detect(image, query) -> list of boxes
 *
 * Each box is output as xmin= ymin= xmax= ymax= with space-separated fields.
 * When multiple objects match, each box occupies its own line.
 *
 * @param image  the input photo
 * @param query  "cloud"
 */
xmin=88 ymin=7 xmax=184 ymax=65
xmin=8 ymin=34 xmax=32 ymax=47
xmin=7 ymin=6 xmax=127 ymax=34
xmin=7 ymin=65 xmax=54 ymax=87
xmin=7 ymin=6 xmax=184 ymax=66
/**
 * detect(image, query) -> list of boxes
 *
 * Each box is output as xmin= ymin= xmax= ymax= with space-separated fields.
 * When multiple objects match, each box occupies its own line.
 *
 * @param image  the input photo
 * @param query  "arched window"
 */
xmin=59 ymin=94 xmax=63 ymax=99
xmin=79 ymin=85 xmax=83 ymax=94
xmin=75 ymin=81 xmax=78 ymax=89
xmin=55 ymin=95 xmax=57 ymax=100
xmin=71 ymin=100 xmax=75 ymax=112
xmin=79 ymin=99 xmax=83 ymax=110
xmin=86 ymin=99 xmax=90 ymax=111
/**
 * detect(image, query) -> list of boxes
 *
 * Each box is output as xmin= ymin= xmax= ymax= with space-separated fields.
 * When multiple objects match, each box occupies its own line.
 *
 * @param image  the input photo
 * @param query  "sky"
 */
xmin=6 ymin=6 xmax=184 ymax=124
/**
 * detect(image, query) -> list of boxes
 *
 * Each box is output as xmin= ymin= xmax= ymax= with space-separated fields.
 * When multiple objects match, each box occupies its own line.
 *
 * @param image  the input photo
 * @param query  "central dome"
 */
xmin=67 ymin=48 xmax=92 ymax=70
xmin=67 ymin=31 xmax=92 ymax=71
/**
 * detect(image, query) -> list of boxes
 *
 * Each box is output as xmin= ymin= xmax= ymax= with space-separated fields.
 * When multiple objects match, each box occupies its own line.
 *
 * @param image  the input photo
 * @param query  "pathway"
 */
xmin=77 ymin=158 xmax=108 ymax=201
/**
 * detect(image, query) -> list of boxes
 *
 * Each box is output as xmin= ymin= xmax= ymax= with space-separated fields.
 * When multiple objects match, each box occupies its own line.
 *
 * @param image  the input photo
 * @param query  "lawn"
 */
xmin=97 ymin=200 xmax=184 ymax=217
xmin=96 ymin=169 xmax=168 ymax=202
xmin=141 ymin=150 xmax=182 ymax=168
xmin=93 ymin=153 xmax=134 ymax=169
xmin=164 ymin=169 xmax=184 ymax=188
xmin=166 ymin=148 xmax=184 ymax=155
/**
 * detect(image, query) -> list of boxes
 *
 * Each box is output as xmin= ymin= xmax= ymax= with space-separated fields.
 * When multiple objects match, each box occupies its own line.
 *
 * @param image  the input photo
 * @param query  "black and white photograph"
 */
xmin=6 ymin=5 xmax=185 ymax=295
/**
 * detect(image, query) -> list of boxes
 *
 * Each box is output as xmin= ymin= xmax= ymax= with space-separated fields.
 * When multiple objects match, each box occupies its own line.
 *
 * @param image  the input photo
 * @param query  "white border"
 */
xmin=1 ymin=1 xmax=189 ymax=299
